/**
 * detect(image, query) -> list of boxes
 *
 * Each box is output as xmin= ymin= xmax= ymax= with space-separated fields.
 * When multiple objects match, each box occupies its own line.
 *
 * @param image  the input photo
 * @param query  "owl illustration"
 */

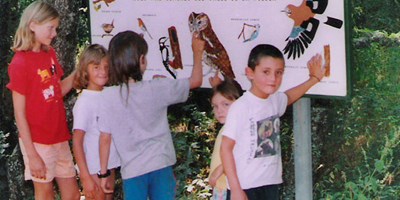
xmin=188 ymin=12 xmax=235 ymax=79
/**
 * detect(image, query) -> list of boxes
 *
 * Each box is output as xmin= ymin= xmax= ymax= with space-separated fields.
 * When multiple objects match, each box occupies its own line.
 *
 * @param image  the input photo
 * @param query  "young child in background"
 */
xmin=97 ymin=30 xmax=205 ymax=200
xmin=221 ymin=44 xmax=325 ymax=200
xmin=208 ymin=72 xmax=243 ymax=200
xmin=72 ymin=44 xmax=120 ymax=200
xmin=7 ymin=1 xmax=80 ymax=199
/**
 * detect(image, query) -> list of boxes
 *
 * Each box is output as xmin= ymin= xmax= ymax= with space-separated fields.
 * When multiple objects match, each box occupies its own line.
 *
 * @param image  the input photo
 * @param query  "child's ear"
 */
xmin=29 ymin=21 xmax=37 ymax=32
xmin=245 ymin=67 xmax=254 ymax=80
xmin=139 ymin=54 xmax=147 ymax=73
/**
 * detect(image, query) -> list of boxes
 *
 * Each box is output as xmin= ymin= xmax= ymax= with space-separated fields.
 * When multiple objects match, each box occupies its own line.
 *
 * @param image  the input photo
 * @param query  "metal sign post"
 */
xmin=293 ymin=98 xmax=312 ymax=200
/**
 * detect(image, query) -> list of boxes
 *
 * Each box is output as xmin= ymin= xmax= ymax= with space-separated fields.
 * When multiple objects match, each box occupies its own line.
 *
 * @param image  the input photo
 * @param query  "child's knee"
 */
xmin=33 ymin=181 xmax=55 ymax=199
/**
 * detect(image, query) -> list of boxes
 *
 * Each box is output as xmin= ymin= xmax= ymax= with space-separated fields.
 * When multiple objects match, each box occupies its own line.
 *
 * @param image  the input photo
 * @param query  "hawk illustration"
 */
xmin=282 ymin=0 xmax=343 ymax=60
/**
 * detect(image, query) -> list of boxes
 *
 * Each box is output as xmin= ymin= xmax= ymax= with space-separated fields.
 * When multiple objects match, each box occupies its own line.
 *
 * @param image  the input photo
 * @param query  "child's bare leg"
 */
xmin=33 ymin=181 xmax=55 ymax=200
xmin=56 ymin=177 xmax=80 ymax=200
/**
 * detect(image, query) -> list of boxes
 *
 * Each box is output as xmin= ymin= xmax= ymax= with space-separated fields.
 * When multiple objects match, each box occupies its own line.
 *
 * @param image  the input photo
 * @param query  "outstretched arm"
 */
xmin=189 ymin=32 xmax=205 ymax=89
xmin=61 ymin=70 xmax=76 ymax=96
xmin=285 ymin=54 xmax=325 ymax=105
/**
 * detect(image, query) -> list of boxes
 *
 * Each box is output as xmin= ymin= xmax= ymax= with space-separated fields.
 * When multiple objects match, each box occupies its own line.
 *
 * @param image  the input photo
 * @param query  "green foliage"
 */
xmin=0 ymin=131 xmax=10 ymax=195
xmin=352 ymin=0 xmax=400 ymax=33
xmin=170 ymin=103 xmax=216 ymax=199
xmin=313 ymin=30 xmax=400 ymax=199
xmin=321 ymin=128 xmax=400 ymax=199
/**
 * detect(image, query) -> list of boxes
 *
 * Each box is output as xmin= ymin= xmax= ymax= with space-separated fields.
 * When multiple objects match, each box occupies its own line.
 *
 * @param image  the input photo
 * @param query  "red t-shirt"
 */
xmin=7 ymin=48 xmax=71 ymax=144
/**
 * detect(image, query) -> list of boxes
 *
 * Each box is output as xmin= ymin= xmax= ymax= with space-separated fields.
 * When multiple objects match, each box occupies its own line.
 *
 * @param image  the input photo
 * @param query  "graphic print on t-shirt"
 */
xmin=38 ymin=65 xmax=57 ymax=102
xmin=254 ymin=115 xmax=280 ymax=158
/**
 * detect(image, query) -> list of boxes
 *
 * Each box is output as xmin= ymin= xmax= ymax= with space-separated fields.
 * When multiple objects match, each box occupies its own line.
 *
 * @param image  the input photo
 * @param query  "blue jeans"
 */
xmin=123 ymin=166 xmax=176 ymax=200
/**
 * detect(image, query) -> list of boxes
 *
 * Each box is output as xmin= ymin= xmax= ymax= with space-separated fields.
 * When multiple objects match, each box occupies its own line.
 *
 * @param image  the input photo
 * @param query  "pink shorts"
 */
xmin=19 ymin=139 xmax=76 ymax=183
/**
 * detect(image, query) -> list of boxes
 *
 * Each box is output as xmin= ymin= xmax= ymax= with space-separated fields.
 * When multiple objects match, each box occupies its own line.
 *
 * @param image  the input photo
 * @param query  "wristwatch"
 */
xmin=97 ymin=169 xmax=111 ymax=178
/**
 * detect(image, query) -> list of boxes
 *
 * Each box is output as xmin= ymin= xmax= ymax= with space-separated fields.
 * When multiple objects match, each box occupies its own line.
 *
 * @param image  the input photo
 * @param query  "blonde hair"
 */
xmin=12 ymin=1 xmax=59 ymax=51
xmin=74 ymin=44 xmax=108 ymax=90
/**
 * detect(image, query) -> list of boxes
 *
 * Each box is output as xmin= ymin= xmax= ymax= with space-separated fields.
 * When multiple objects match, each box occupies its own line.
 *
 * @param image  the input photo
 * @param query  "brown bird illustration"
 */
xmin=282 ymin=0 xmax=343 ymax=60
xmin=101 ymin=19 xmax=114 ymax=38
xmin=137 ymin=18 xmax=153 ymax=39
xmin=93 ymin=0 xmax=115 ymax=7
xmin=92 ymin=0 xmax=115 ymax=11
xmin=188 ymin=12 xmax=235 ymax=79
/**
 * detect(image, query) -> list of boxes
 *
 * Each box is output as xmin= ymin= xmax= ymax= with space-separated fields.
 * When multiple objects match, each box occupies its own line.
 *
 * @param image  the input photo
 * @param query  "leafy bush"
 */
xmin=0 ymin=131 xmax=10 ymax=195
xmin=313 ymin=30 xmax=400 ymax=199
xmin=170 ymin=103 xmax=216 ymax=199
xmin=352 ymin=1 xmax=400 ymax=33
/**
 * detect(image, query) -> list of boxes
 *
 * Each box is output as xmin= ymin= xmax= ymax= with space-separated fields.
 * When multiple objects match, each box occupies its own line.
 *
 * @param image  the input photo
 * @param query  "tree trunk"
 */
xmin=0 ymin=1 xmax=21 ymax=199
xmin=43 ymin=0 xmax=80 ymax=74
xmin=44 ymin=0 xmax=81 ymax=131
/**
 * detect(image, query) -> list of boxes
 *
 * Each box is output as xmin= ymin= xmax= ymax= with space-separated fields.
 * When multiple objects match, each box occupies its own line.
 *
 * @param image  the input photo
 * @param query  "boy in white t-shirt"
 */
xmin=221 ymin=44 xmax=325 ymax=200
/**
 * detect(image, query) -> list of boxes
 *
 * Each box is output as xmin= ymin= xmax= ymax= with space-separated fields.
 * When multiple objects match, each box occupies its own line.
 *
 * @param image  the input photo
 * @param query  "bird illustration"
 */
xmin=93 ymin=0 xmax=115 ymax=7
xmin=238 ymin=23 xmax=260 ymax=43
xmin=101 ymin=19 xmax=114 ymax=38
xmin=137 ymin=18 xmax=153 ymax=40
xmin=188 ymin=12 xmax=235 ymax=79
xmin=282 ymin=0 xmax=343 ymax=60
xmin=92 ymin=0 xmax=115 ymax=11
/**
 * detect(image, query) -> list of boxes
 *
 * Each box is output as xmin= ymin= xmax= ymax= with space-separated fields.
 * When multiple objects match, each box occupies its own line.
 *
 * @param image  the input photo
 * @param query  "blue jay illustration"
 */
xmin=282 ymin=0 xmax=343 ymax=60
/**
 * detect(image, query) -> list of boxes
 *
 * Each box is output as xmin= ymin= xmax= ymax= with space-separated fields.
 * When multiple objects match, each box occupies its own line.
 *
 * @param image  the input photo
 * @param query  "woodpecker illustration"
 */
xmin=137 ymin=18 xmax=153 ymax=39
xmin=282 ymin=0 xmax=343 ymax=60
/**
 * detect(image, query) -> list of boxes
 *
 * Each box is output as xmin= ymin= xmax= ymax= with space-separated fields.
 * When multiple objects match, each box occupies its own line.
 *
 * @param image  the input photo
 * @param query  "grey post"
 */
xmin=293 ymin=98 xmax=312 ymax=200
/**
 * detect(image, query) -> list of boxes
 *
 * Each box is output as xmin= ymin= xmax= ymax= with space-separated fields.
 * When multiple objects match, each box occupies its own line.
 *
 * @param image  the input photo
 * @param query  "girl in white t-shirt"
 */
xmin=209 ymin=72 xmax=243 ymax=200
xmin=72 ymin=44 xmax=120 ymax=200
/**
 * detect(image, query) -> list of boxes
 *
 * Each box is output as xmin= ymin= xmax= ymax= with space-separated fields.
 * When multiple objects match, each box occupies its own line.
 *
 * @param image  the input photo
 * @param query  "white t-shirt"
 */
xmin=222 ymin=91 xmax=288 ymax=189
xmin=73 ymin=89 xmax=120 ymax=174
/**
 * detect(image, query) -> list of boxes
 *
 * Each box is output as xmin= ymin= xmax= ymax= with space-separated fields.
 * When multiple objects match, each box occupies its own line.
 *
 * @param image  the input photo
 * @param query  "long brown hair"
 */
xmin=108 ymin=31 xmax=148 ymax=86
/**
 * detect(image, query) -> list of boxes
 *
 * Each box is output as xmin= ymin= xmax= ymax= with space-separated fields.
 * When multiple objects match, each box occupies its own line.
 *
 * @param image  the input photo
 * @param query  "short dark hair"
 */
xmin=247 ymin=44 xmax=284 ymax=70
xmin=212 ymin=78 xmax=243 ymax=101
xmin=108 ymin=31 xmax=148 ymax=85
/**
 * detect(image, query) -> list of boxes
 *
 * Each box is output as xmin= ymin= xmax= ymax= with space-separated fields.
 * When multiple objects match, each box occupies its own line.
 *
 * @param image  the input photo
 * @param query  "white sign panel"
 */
xmin=89 ymin=0 xmax=348 ymax=97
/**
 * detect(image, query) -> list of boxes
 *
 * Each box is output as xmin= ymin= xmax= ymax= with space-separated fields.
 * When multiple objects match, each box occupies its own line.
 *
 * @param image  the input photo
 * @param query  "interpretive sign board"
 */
xmin=89 ymin=0 xmax=349 ymax=97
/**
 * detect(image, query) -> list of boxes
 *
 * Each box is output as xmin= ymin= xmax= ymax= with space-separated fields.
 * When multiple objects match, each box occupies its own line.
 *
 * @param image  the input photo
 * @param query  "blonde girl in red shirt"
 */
xmin=7 ymin=1 xmax=79 ymax=199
